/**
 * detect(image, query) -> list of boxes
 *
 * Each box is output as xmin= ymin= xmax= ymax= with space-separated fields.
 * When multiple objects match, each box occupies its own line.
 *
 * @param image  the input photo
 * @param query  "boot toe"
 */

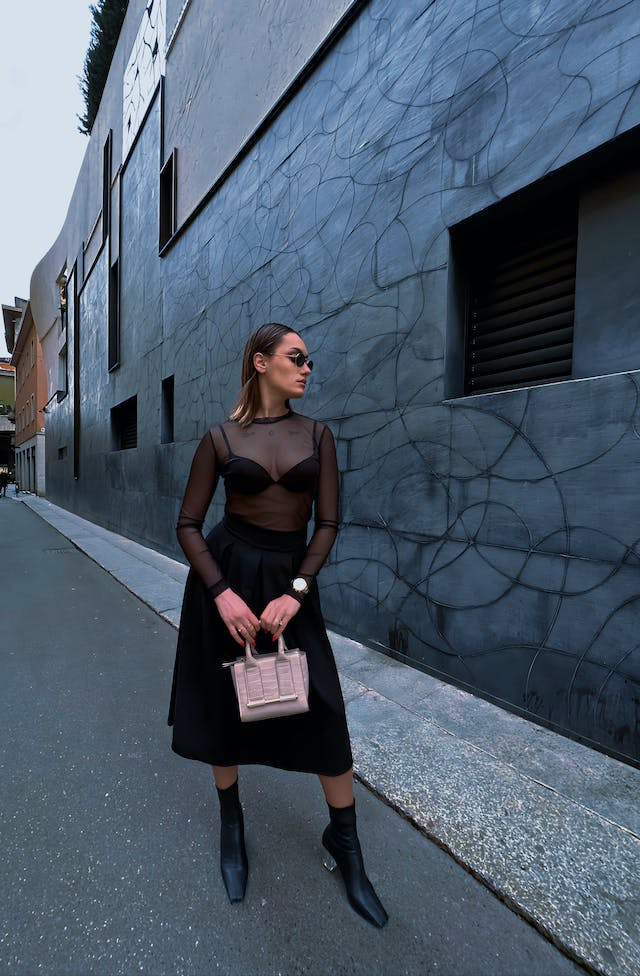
xmin=221 ymin=863 xmax=248 ymax=903
xmin=219 ymin=819 xmax=248 ymax=903
xmin=348 ymin=885 xmax=388 ymax=928
xmin=345 ymin=874 xmax=388 ymax=928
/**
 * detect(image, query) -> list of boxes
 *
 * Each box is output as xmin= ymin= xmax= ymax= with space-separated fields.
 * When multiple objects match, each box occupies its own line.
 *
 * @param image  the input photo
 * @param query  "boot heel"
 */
xmin=323 ymin=853 xmax=337 ymax=872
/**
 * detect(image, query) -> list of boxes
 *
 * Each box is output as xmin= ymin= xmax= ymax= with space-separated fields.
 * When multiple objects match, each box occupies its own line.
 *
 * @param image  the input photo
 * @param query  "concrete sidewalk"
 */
xmin=15 ymin=493 xmax=640 ymax=976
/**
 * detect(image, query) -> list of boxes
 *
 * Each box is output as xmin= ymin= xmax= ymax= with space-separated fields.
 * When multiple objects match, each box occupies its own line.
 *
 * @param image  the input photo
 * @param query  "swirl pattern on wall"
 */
xmin=92 ymin=0 xmax=640 ymax=760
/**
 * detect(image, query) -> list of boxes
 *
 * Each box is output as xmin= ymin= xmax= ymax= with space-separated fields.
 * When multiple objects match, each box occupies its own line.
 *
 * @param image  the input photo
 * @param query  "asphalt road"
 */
xmin=0 ymin=498 xmax=587 ymax=976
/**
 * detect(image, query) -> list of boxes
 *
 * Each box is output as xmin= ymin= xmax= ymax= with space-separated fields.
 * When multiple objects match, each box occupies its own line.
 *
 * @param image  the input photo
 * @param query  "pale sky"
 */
xmin=0 ymin=1 xmax=93 ymax=357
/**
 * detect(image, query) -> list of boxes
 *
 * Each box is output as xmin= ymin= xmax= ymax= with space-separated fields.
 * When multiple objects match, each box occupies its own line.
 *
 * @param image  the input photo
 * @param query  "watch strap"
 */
xmin=285 ymin=585 xmax=305 ymax=604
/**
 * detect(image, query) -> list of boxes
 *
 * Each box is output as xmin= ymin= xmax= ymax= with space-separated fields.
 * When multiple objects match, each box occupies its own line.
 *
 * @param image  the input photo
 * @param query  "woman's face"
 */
xmin=256 ymin=331 xmax=312 ymax=400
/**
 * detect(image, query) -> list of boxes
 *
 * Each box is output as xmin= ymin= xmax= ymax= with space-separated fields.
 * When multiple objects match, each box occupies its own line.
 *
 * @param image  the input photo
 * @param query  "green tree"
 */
xmin=78 ymin=0 xmax=129 ymax=135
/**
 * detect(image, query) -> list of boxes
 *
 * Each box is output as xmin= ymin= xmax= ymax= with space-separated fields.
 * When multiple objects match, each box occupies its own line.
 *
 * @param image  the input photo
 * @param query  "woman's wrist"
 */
xmin=209 ymin=580 xmax=230 ymax=600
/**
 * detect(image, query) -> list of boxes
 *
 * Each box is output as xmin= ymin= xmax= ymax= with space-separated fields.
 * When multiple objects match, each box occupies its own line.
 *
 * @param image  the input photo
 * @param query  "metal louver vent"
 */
xmin=465 ymin=222 xmax=577 ymax=394
xmin=120 ymin=408 xmax=137 ymax=450
xmin=112 ymin=396 xmax=137 ymax=450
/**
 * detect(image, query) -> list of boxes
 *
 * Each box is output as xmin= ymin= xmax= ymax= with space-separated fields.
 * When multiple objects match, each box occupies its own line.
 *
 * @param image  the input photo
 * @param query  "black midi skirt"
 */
xmin=168 ymin=514 xmax=353 ymax=776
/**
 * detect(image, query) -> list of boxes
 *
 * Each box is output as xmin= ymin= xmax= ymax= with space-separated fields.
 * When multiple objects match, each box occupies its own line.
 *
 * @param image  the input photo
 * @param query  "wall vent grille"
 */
xmin=111 ymin=395 xmax=137 ymax=450
xmin=465 ymin=221 xmax=577 ymax=394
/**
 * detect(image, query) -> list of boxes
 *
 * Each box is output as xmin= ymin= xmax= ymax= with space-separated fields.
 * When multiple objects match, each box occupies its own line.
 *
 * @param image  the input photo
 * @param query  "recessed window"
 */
xmin=111 ymin=395 xmax=137 ymax=450
xmin=464 ymin=210 xmax=577 ymax=394
xmin=159 ymin=148 xmax=177 ymax=248
xmin=103 ymin=131 xmax=112 ymax=244
xmin=58 ymin=446 xmax=67 ymax=460
xmin=108 ymin=258 xmax=119 ymax=370
xmin=161 ymin=374 xmax=174 ymax=443
xmin=57 ymin=345 xmax=68 ymax=400
xmin=57 ymin=268 xmax=68 ymax=334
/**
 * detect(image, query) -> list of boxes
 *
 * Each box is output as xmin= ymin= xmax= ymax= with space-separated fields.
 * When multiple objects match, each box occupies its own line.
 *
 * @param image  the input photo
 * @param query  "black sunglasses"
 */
xmin=273 ymin=352 xmax=314 ymax=370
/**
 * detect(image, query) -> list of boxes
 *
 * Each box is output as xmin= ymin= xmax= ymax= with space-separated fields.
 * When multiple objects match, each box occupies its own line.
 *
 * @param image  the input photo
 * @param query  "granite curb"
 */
xmin=16 ymin=494 xmax=640 ymax=976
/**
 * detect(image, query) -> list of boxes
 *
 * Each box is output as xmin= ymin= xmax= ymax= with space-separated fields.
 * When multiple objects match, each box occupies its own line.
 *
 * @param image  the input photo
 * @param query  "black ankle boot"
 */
xmin=216 ymin=780 xmax=248 ymax=903
xmin=322 ymin=801 xmax=388 ymax=928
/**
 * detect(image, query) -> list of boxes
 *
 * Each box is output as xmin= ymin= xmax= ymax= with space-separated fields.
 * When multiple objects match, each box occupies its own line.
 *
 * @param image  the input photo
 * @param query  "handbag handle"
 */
xmin=243 ymin=636 xmax=287 ymax=661
xmin=222 ymin=636 xmax=290 ymax=670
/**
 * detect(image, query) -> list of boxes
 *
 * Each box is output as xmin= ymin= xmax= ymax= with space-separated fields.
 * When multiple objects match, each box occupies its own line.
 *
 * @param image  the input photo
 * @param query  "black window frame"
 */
xmin=161 ymin=374 xmax=175 ymax=444
xmin=102 ymin=130 xmax=113 ymax=245
xmin=108 ymin=258 xmax=120 ymax=371
xmin=159 ymin=148 xmax=177 ymax=250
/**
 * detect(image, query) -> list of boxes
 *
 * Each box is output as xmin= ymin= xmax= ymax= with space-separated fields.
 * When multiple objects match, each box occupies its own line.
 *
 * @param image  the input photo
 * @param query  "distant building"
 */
xmin=27 ymin=0 xmax=640 ymax=764
xmin=0 ymin=360 xmax=16 ymax=476
xmin=3 ymin=300 xmax=47 ymax=493
xmin=1 ymin=303 xmax=20 ymax=477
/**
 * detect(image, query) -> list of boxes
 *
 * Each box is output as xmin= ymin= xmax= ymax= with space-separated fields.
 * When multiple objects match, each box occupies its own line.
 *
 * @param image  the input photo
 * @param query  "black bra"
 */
xmin=217 ymin=423 xmax=320 ymax=496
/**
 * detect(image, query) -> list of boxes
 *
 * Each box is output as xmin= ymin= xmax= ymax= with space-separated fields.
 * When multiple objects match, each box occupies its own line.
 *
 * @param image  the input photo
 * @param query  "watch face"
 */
xmin=293 ymin=577 xmax=308 ymax=593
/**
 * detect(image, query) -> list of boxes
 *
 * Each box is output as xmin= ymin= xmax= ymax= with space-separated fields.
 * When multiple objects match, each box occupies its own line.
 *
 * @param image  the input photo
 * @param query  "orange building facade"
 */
xmin=0 ymin=360 xmax=16 ymax=477
xmin=12 ymin=302 xmax=47 ymax=493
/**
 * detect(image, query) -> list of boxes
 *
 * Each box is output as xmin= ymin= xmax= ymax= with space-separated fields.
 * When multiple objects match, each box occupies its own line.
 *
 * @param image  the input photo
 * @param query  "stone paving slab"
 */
xmin=18 ymin=494 xmax=640 ymax=976
xmin=334 ymin=636 xmax=640 ymax=837
xmin=338 ymin=675 xmax=639 ymax=976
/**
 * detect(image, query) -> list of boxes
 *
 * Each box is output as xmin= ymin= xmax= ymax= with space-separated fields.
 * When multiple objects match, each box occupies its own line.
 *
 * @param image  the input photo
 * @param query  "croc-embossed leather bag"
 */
xmin=222 ymin=636 xmax=309 ymax=722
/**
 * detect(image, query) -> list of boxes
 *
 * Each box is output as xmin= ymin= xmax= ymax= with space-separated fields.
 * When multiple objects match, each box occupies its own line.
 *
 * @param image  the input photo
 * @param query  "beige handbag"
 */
xmin=222 ymin=636 xmax=309 ymax=722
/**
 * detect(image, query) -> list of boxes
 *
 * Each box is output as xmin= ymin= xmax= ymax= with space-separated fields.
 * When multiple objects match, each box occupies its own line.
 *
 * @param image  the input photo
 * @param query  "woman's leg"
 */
xmin=213 ymin=764 xmax=239 ymax=789
xmin=318 ymin=769 xmax=354 ymax=808
xmin=318 ymin=768 xmax=388 ymax=928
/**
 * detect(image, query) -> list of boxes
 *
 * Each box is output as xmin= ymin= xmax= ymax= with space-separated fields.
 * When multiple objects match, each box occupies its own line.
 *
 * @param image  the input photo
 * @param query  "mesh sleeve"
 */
xmin=288 ymin=424 xmax=339 ymax=599
xmin=176 ymin=430 xmax=229 ymax=598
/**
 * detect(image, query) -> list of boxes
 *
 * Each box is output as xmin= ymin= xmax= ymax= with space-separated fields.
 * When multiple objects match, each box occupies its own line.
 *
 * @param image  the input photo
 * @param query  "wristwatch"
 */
xmin=291 ymin=576 xmax=309 ymax=597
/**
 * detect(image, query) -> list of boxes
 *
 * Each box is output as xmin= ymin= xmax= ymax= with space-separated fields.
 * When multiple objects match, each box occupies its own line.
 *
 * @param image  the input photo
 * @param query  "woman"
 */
xmin=168 ymin=322 xmax=387 ymax=928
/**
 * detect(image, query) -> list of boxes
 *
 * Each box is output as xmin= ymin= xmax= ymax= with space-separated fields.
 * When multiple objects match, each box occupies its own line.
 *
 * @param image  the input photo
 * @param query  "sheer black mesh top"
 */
xmin=176 ymin=410 xmax=339 ymax=599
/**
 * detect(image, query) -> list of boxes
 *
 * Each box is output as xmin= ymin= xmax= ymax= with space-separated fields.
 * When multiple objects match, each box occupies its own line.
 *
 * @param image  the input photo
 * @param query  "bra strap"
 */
xmin=218 ymin=424 xmax=232 ymax=454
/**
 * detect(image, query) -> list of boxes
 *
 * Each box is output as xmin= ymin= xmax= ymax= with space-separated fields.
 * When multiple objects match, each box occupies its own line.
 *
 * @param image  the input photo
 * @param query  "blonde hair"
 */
xmin=229 ymin=322 xmax=296 ymax=427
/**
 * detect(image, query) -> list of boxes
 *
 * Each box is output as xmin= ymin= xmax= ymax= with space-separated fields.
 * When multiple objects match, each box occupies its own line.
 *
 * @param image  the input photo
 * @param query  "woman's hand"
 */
xmin=214 ymin=589 xmax=261 ymax=647
xmin=260 ymin=594 xmax=301 ymax=640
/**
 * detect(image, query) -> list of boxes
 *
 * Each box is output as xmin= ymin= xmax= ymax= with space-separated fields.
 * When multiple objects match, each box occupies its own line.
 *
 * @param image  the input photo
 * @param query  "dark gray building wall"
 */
xmin=33 ymin=0 xmax=640 ymax=763
xmin=164 ymin=0 xmax=355 ymax=224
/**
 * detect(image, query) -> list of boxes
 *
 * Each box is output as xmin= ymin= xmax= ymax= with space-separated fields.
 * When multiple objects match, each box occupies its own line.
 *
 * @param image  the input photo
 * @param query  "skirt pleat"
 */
xmin=168 ymin=515 xmax=353 ymax=775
